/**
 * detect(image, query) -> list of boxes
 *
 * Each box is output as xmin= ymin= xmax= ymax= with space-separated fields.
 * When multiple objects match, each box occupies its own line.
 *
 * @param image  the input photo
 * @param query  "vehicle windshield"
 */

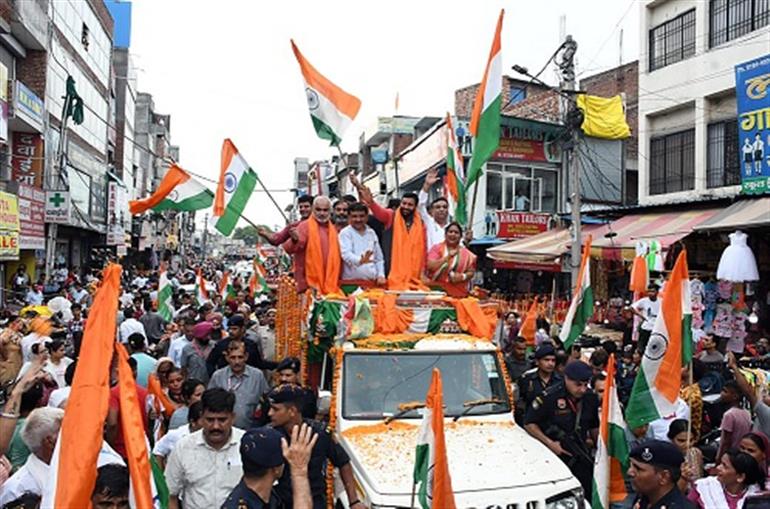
xmin=342 ymin=351 xmax=511 ymax=419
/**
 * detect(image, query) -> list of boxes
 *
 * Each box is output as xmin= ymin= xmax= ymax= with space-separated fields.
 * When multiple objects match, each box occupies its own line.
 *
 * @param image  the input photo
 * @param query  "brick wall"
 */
xmin=580 ymin=61 xmax=639 ymax=158
xmin=455 ymin=76 xmax=560 ymax=123
xmin=0 ymin=0 xmax=12 ymax=25
xmin=16 ymin=50 xmax=47 ymax=99
xmin=87 ymin=0 xmax=114 ymax=39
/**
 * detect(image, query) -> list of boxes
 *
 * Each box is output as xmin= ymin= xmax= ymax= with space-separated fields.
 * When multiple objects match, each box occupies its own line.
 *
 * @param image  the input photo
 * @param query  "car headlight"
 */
xmin=546 ymin=488 xmax=585 ymax=509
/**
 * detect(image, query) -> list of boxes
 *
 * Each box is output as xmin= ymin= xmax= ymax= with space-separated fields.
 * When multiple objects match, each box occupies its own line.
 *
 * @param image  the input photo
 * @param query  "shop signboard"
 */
xmin=11 ymin=132 xmax=44 ymax=188
xmin=45 ymin=191 xmax=71 ymax=223
xmin=0 ymin=192 xmax=20 ymax=260
xmin=398 ymin=123 xmax=447 ymax=184
xmin=0 ymin=63 xmax=8 ymax=142
xmin=16 ymin=184 xmax=45 ymax=250
xmin=495 ymin=210 xmax=550 ymax=239
xmin=493 ymin=260 xmax=561 ymax=272
xmin=107 ymin=182 xmax=127 ymax=246
xmin=493 ymin=118 xmax=563 ymax=164
xmin=0 ymin=231 xmax=19 ymax=260
xmin=13 ymin=81 xmax=44 ymax=132
xmin=736 ymin=54 xmax=770 ymax=194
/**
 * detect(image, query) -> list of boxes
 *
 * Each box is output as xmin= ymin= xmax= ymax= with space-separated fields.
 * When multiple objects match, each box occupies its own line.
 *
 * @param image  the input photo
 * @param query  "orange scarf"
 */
xmin=387 ymin=209 xmax=426 ymax=290
xmin=306 ymin=216 xmax=341 ymax=295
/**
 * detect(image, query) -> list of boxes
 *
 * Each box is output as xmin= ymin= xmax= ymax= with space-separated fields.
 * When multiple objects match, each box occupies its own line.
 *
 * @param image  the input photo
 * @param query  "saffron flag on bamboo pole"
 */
xmin=445 ymin=113 xmax=467 ymax=225
xmin=413 ymin=368 xmax=456 ymax=509
xmin=625 ymin=250 xmax=692 ymax=428
xmin=43 ymin=264 xmax=122 ymax=509
xmin=211 ymin=139 xmax=258 ymax=236
xmin=592 ymin=354 xmax=630 ymax=509
xmin=116 ymin=343 xmax=157 ymax=509
xmin=291 ymin=39 xmax=361 ymax=146
xmin=129 ymin=164 xmax=213 ymax=215
xmin=559 ymin=236 xmax=594 ymax=351
xmin=465 ymin=9 xmax=503 ymax=188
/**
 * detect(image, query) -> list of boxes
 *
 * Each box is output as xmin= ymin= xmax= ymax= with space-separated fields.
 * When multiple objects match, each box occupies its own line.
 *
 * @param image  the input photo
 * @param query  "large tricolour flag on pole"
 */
xmin=625 ymin=250 xmax=692 ymax=428
xmin=465 ymin=9 xmax=503 ymax=188
xmin=445 ymin=113 xmax=467 ymax=225
xmin=291 ymin=39 xmax=361 ymax=147
xmin=592 ymin=354 xmax=630 ymax=509
xmin=211 ymin=139 xmax=258 ymax=236
xmin=413 ymin=368 xmax=456 ymax=509
xmin=129 ymin=164 xmax=213 ymax=215
xmin=157 ymin=268 xmax=174 ymax=322
xmin=559 ymin=236 xmax=594 ymax=350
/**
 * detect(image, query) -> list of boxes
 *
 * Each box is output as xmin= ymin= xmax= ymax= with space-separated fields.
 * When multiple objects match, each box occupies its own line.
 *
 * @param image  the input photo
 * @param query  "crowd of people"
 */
xmin=258 ymin=169 xmax=477 ymax=297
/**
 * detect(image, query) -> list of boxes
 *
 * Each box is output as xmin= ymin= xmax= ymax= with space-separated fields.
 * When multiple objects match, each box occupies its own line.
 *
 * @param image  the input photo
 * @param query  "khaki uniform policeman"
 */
xmin=524 ymin=360 xmax=599 ymax=499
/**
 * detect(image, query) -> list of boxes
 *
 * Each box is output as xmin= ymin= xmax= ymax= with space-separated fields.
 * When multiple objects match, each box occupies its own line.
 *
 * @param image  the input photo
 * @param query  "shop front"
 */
xmin=0 ymin=191 xmax=20 ymax=305
xmin=9 ymin=182 xmax=45 ymax=285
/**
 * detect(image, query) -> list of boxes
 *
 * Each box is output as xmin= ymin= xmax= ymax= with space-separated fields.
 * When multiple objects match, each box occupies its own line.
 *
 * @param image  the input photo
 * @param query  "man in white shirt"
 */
xmin=418 ymin=168 xmax=450 ymax=251
xmin=632 ymin=284 xmax=661 ymax=352
xmin=168 ymin=317 xmax=196 ymax=367
xmin=0 ymin=407 xmax=64 ymax=506
xmin=339 ymin=202 xmax=386 ymax=285
xmin=153 ymin=401 xmax=203 ymax=469
xmin=165 ymin=388 xmax=245 ymax=509
xmin=648 ymin=398 xmax=690 ymax=440
xmin=118 ymin=307 xmax=146 ymax=344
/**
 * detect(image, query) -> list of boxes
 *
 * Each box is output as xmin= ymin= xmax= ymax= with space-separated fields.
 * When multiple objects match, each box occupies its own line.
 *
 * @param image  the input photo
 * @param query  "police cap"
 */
xmin=629 ymin=439 xmax=684 ymax=470
xmin=563 ymin=360 xmax=593 ymax=382
xmin=534 ymin=344 xmax=556 ymax=360
xmin=276 ymin=356 xmax=301 ymax=373
xmin=268 ymin=383 xmax=306 ymax=405
xmin=240 ymin=427 xmax=284 ymax=473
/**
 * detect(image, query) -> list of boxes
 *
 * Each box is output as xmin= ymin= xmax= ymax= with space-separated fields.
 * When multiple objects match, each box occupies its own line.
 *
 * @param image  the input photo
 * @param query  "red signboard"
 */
xmin=496 ymin=211 xmax=550 ymax=239
xmin=11 ymin=132 xmax=44 ymax=188
xmin=16 ymin=183 xmax=45 ymax=250
xmin=493 ymin=137 xmax=560 ymax=163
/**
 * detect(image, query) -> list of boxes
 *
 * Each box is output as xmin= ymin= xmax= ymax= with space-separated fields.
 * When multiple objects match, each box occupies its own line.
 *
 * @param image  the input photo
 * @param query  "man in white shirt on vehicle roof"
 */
xmin=339 ymin=202 xmax=386 ymax=285
xmin=631 ymin=284 xmax=661 ymax=352
xmin=418 ymin=168 xmax=450 ymax=251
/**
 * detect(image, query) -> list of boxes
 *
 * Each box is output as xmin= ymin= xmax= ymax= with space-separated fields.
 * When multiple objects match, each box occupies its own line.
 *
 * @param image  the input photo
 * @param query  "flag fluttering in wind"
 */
xmin=559 ymin=236 xmax=594 ymax=351
xmin=195 ymin=268 xmax=209 ymax=305
xmin=592 ymin=354 xmax=630 ymax=509
xmin=116 ymin=343 xmax=158 ymax=509
xmin=249 ymin=259 xmax=270 ymax=297
xmin=43 ymin=264 xmax=121 ymax=509
xmin=626 ymin=250 xmax=692 ymax=428
xmin=444 ymin=113 xmax=467 ymax=225
xmin=211 ymin=139 xmax=258 ymax=236
xmin=465 ymin=9 xmax=504 ymax=188
xmin=519 ymin=299 xmax=538 ymax=346
xmin=291 ymin=39 xmax=361 ymax=146
xmin=129 ymin=164 xmax=213 ymax=215
xmin=219 ymin=271 xmax=235 ymax=301
xmin=157 ymin=267 xmax=174 ymax=322
xmin=413 ymin=368 xmax=457 ymax=509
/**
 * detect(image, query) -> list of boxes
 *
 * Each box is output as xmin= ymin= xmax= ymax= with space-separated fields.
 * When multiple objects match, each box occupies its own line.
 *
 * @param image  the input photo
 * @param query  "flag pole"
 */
xmin=254 ymin=174 xmax=290 ymax=223
xmin=410 ymin=482 xmax=417 ymax=508
xmin=466 ymin=179 xmax=480 ymax=235
xmin=335 ymin=144 xmax=347 ymax=192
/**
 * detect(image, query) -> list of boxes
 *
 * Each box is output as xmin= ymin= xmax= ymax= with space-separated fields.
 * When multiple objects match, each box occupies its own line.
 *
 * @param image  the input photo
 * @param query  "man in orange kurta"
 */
xmin=282 ymin=196 xmax=341 ymax=294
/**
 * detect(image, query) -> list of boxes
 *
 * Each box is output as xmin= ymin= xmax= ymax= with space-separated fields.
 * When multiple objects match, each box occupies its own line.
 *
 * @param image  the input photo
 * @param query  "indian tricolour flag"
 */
xmin=592 ymin=354 xmax=630 ymax=509
xmin=291 ymin=39 xmax=361 ymax=146
xmin=445 ymin=113 xmax=467 ymax=225
xmin=129 ymin=164 xmax=213 ymax=215
xmin=211 ymin=139 xmax=258 ymax=236
xmin=413 ymin=368 xmax=457 ymax=509
xmin=195 ymin=268 xmax=209 ymax=305
xmin=559 ymin=236 xmax=594 ymax=350
xmin=466 ymin=9 xmax=504 ymax=188
xmin=158 ymin=268 xmax=174 ymax=322
xmin=219 ymin=271 xmax=235 ymax=301
xmin=249 ymin=259 xmax=270 ymax=297
xmin=626 ymin=250 xmax=692 ymax=428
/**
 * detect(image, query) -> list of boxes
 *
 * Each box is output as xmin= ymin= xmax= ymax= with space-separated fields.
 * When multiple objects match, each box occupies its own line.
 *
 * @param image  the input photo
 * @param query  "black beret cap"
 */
xmin=629 ymin=439 xmax=685 ymax=470
xmin=276 ymin=356 xmax=301 ymax=373
xmin=240 ymin=427 xmax=284 ymax=472
xmin=563 ymin=361 xmax=593 ymax=382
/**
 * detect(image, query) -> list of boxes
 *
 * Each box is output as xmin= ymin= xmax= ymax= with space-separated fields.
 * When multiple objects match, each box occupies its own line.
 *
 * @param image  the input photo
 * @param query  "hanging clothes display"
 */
xmin=629 ymin=241 xmax=649 ymax=292
xmin=717 ymin=230 xmax=760 ymax=282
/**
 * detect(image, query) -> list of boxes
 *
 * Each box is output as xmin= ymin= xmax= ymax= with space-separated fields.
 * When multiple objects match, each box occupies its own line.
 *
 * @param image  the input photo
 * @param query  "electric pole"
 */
xmin=558 ymin=35 xmax=581 ymax=288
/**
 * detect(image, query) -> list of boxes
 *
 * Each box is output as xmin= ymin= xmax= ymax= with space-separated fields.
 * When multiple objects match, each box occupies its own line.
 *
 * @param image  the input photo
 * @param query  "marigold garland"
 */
xmin=496 ymin=350 xmax=515 ymax=410
xmin=326 ymin=347 xmax=344 ymax=508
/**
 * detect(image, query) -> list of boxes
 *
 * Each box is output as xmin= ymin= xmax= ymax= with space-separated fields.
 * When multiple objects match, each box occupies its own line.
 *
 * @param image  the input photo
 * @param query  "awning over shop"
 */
xmin=487 ymin=224 xmax=607 ymax=266
xmin=694 ymin=198 xmax=770 ymax=232
xmin=590 ymin=208 xmax=720 ymax=260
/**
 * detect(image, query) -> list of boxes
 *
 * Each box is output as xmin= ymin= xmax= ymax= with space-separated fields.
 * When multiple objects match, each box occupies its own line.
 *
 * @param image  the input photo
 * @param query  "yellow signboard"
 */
xmin=0 ymin=192 xmax=19 ymax=231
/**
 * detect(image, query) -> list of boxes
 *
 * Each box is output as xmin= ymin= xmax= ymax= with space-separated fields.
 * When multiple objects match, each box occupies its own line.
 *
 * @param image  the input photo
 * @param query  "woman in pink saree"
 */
xmin=424 ymin=222 xmax=476 ymax=298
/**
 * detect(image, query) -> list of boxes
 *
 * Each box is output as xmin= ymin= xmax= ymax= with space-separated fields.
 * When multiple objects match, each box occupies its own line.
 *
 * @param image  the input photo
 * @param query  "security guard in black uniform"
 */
xmin=255 ymin=357 xmax=317 ymax=426
xmin=627 ymin=440 xmax=694 ymax=509
xmin=221 ymin=427 xmax=287 ymax=509
xmin=524 ymin=360 xmax=599 ymax=499
xmin=515 ymin=343 xmax=561 ymax=424
xmin=267 ymin=384 xmax=364 ymax=509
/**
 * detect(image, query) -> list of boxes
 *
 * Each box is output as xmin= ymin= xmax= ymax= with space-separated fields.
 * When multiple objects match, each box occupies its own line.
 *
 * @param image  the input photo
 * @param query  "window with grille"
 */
xmin=707 ymin=120 xmax=741 ymax=188
xmin=710 ymin=0 xmax=770 ymax=48
xmin=649 ymin=129 xmax=696 ymax=195
xmin=649 ymin=9 xmax=696 ymax=71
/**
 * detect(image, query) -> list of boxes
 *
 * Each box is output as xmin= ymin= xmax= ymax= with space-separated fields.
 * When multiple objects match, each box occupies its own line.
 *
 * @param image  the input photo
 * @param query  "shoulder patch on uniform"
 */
xmin=532 ymin=397 xmax=542 ymax=410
